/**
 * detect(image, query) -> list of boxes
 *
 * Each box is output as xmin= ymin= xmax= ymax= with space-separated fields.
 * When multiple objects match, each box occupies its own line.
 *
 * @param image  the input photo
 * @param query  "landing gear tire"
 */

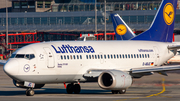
xmin=26 ymin=88 xmax=34 ymax=96
xmin=74 ymin=84 xmax=81 ymax=94
xmin=66 ymin=84 xmax=81 ymax=94
xmin=66 ymin=84 xmax=74 ymax=94
xmin=119 ymin=89 xmax=126 ymax=94
xmin=112 ymin=89 xmax=126 ymax=94
xmin=112 ymin=90 xmax=119 ymax=94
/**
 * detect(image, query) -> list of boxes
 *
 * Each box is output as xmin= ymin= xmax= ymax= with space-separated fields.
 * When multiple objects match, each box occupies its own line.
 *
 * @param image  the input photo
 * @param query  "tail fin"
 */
xmin=111 ymin=14 xmax=136 ymax=40
xmin=131 ymin=0 xmax=177 ymax=42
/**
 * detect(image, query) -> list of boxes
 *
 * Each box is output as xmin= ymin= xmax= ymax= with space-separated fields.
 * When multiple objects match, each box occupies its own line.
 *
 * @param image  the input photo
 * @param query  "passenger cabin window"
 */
xmin=70 ymin=55 xmax=72 ymax=59
xmin=98 ymin=55 xmax=100 ymax=59
xmin=147 ymin=54 xmax=150 ymax=58
xmin=145 ymin=54 xmax=147 ymax=58
xmin=89 ymin=55 xmax=91 ymax=59
xmin=92 ymin=55 xmax=94 ymax=59
xmin=139 ymin=54 xmax=141 ymax=58
xmin=111 ymin=55 xmax=113 ymax=59
xmin=95 ymin=55 xmax=97 ymax=59
xmin=125 ymin=54 xmax=127 ymax=58
xmin=80 ymin=55 xmax=82 ymax=59
xmin=101 ymin=55 xmax=103 ymax=59
xmin=104 ymin=55 xmax=106 ymax=59
xmin=119 ymin=54 xmax=121 ymax=58
xmin=107 ymin=55 xmax=110 ymax=59
xmin=137 ymin=54 xmax=139 ymax=58
xmin=77 ymin=55 xmax=79 ymax=59
xmin=67 ymin=55 xmax=69 ymax=59
xmin=142 ymin=54 xmax=144 ymax=58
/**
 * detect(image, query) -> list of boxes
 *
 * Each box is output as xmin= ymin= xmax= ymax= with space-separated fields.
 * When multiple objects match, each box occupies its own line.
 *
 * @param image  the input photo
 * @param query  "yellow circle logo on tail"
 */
xmin=116 ymin=24 xmax=127 ymax=35
xmin=163 ymin=3 xmax=174 ymax=25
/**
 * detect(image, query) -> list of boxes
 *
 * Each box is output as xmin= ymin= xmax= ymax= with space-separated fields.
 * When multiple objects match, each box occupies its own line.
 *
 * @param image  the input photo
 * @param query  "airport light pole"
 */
xmin=104 ymin=0 xmax=107 ymax=40
xmin=6 ymin=0 xmax=8 ymax=46
xmin=95 ymin=0 xmax=97 ymax=34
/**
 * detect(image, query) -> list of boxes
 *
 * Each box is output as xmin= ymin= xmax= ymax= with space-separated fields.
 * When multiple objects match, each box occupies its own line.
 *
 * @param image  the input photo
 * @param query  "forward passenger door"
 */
xmin=43 ymin=47 xmax=55 ymax=68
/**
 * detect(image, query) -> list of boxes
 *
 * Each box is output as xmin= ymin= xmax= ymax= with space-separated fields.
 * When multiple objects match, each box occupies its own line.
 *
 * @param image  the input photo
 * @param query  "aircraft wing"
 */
xmin=168 ymin=45 xmax=180 ymax=50
xmin=83 ymin=65 xmax=180 ymax=78
xmin=131 ymin=65 xmax=180 ymax=74
xmin=83 ymin=69 xmax=107 ymax=78
xmin=0 ymin=60 xmax=7 ymax=65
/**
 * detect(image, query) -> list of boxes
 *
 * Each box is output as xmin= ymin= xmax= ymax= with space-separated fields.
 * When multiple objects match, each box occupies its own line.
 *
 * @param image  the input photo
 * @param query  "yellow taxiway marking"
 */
xmin=115 ymin=78 xmax=166 ymax=101
xmin=146 ymin=78 xmax=165 ymax=97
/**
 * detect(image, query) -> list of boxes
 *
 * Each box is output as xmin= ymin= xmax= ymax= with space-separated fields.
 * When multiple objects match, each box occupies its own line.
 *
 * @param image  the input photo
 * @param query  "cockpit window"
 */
xmin=30 ymin=54 xmax=35 ymax=59
xmin=25 ymin=54 xmax=35 ymax=60
xmin=15 ymin=54 xmax=25 ymax=58
xmin=10 ymin=54 xmax=35 ymax=60
xmin=10 ymin=54 xmax=16 ymax=58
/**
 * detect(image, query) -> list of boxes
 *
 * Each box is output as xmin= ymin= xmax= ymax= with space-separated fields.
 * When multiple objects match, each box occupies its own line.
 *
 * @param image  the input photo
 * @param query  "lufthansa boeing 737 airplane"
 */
xmin=3 ymin=0 xmax=180 ymax=96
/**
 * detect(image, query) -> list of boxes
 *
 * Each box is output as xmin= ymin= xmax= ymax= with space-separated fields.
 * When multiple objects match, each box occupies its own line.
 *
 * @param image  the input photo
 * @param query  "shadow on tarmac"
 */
xmin=0 ymin=88 xmax=111 ymax=96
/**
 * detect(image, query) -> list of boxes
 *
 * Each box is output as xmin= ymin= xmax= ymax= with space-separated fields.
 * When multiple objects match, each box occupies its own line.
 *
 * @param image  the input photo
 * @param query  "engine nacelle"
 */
xmin=98 ymin=70 xmax=132 ymax=90
xmin=13 ymin=80 xmax=45 ymax=89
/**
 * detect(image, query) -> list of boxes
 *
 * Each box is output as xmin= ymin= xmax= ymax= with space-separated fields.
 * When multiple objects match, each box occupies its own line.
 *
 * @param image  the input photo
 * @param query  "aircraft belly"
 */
xmin=14 ymin=75 xmax=86 ymax=84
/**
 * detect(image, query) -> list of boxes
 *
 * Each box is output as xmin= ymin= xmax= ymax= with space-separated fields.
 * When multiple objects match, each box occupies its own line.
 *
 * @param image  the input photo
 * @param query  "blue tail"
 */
xmin=131 ymin=0 xmax=177 ymax=42
xmin=111 ymin=14 xmax=136 ymax=40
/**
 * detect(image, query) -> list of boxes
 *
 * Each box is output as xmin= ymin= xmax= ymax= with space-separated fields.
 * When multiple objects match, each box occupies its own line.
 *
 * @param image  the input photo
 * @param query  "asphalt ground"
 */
xmin=1 ymin=64 xmax=180 ymax=101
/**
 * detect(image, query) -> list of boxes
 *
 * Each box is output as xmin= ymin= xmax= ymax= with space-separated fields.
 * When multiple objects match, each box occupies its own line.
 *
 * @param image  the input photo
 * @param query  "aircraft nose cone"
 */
xmin=3 ymin=59 xmax=19 ymax=76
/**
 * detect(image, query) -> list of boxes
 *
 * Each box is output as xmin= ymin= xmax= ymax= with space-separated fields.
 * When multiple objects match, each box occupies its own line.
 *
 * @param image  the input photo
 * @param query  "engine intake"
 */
xmin=98 ymin=70 xmax=132 ymax=90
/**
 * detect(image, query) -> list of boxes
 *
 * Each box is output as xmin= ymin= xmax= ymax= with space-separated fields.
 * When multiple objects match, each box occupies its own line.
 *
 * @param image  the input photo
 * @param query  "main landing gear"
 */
xmin=111 ymin=89 xmax=126 ymax=94
xmin=66 ymin=83 xmax=81 ymax=94
xmin=26 ymin=88 xmax=34 ymax=96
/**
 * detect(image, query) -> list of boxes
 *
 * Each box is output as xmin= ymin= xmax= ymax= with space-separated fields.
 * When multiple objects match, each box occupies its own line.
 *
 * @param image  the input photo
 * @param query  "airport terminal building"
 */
xmin=0 ymin=0 xmax=180 ymax=41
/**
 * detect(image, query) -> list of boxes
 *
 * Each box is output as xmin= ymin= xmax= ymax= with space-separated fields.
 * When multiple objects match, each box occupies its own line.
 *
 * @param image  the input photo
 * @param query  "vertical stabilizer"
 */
xmin=131 ymin=0 xmax=177 ymax=42
xmin=111 ymin=14 xmax=136 ymax=40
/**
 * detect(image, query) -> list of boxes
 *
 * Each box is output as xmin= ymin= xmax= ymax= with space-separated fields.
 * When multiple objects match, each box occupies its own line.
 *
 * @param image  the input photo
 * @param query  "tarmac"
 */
xmin=1 ymin=64 xmax=180 ymax=101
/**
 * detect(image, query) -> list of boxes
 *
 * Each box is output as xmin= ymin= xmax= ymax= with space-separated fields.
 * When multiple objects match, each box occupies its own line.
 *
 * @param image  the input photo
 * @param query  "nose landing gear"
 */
xmin=66 ymin=83 xmax=81 ymax=94
xmin=26 ymin=88 xmax=34 ymax=96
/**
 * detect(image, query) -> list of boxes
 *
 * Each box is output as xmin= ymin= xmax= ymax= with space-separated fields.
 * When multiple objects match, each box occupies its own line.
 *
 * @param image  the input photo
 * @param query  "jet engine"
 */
xmin=98 ymin=70 xmax=132 ymax=90
xmin=13 ymin=80 xmax=45 ymax=89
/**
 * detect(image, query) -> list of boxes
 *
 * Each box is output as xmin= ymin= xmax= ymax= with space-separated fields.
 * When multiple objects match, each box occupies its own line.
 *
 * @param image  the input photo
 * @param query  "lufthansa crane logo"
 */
xmin=24 ymin=64 xmax=30 ymax=72
xmin=163 ymin=3 xmax=174 ymax=25
xmin=116 ymin=24 xmax=127 ymax=35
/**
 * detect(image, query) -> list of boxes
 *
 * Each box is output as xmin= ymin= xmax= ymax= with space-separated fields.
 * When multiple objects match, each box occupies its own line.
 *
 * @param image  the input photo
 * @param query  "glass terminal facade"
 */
xmin=1 ymin=0 xmax=180 ymax=34
xmin=52 ymin=1 xmax=161 ymax=12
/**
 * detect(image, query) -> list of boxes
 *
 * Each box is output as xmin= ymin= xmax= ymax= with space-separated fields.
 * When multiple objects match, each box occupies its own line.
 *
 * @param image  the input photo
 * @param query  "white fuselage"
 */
xmin=4 ymin=40 xmax=175 ymax=84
